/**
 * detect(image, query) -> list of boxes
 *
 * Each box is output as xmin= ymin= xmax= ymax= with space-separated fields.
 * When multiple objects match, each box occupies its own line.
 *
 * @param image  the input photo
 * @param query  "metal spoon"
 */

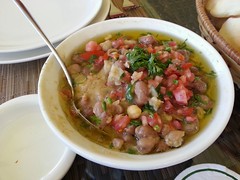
xmin=13 ymin=0 xmax=101 ymax=131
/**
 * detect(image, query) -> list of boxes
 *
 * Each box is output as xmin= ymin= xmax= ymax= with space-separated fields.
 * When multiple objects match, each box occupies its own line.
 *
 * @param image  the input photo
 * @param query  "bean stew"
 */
xmin=59 ymin=31 xmax=217 ymax=154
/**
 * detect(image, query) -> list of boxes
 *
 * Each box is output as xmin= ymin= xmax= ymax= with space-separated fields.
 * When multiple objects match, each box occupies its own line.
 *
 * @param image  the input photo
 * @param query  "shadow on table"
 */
xmin=63 ymin=156 xmax=192 ymax=180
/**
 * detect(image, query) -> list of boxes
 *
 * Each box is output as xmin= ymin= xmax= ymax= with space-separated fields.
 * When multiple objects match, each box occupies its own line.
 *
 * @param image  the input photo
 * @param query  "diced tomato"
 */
xmin=163 ymin=95 xmax=171 ymax=101
xmin=171 ymin=120 xmax=182 ymax=130
xmin=109 ymin=86 xmax=126 ymax=100
xmin=177 ymin=107 xmax=194 ymax=116
xmin=172 ymin=84 xmax=193 ymax=105
xmin=93 ymin=57 xmax=105 ymax=72
xmin=148 ymin=76 xmax=163 ymax=88
xmin=85 ymin=41 xmax=102 ymax=52
xmin=112 ymin=38 xmax=125 ymax=49
xmin=121 ymin=71 xmax=131 ymax=83
xmin=160 ymin=86 xmax=166 ymax=95
xmin=147 ymin=113 xmax=163 ymax=132
xmin=148 ymin=79 xmax=159 ymax=88
xmin=147 ymin=46 xmax=156 ymax=53
xmin=155 ymin=75 xmax=163 ymax=83
xmin=181 ymin=62 xmax=193 ymax=69
xmin=137 ymin=44 xmax=145 ymax=48
xmin=102 ymin=53 xmax=109 ymax=60
xmin=112 ymin=114 xmax=130 ymax=132
xmin=164 ymin=64 xmax=178 ymax=76
xmin=179 ymin=75 xmax=187 ymax=85
xmin=159 ymin=51 xmax=170 ymax=62
xmin=166 ymin=74 xmax=178 ymax=90
xmin=173 ymin=86 xmax=188 ymax=105
xmin=163 ymin=100 xmax=174 ymax=113
xmin=79 ymin=50 xmax=105 ymax=61
xmin=171 ymin=51 xmax=185 ymax=61
xmin=178 ymin=53 xmax=185 ymax=61
xmin=168 ymin=41 xmax=177 ymax=47
xmin=141 ymin=115 xmax=148 ymax=126
xmin=94 ymin=57 xmax=104 ymax=66
xmin=185 ymin=115 xmax=197 ymax=123
xmin=183 ymin=69 xmax=195 ymax=82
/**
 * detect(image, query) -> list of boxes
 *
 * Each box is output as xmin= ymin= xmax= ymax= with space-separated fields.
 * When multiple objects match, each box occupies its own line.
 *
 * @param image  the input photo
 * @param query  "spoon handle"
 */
xmin=13 ymin=0 xmax=74 ymax=91
xmin=13 ymin=0 xmax=109 ymax=133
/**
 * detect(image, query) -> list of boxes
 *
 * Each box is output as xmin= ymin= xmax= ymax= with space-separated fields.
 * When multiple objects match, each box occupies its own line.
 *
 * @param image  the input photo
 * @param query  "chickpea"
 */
xmin=127 ymin=105 xmax=142 ymax=119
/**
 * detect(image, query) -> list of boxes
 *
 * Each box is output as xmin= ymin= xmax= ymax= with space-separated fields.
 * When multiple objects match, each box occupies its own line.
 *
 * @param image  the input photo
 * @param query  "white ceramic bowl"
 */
xmin=38 ymin=17 xmax=234 ymax=170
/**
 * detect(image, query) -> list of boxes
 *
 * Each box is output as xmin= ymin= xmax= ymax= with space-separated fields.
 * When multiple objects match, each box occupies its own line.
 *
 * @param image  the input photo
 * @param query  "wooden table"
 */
xmin=1 ymin=0 xmax=239 ymax=179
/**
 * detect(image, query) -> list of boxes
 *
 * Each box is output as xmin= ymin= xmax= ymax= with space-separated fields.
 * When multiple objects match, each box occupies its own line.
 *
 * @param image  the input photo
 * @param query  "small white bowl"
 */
xmin=0 ymin=95 xmax=75 ymax=179
xmin=38 ymin=17 xmax=234 ymax=170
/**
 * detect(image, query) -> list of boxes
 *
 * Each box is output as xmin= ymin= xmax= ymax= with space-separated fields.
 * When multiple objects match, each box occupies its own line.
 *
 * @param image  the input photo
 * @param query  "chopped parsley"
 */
xmin=102 ymin=101 xmax=107 ymax=111
xmin=89 ymin=115 xmax=101 ymax=125
xmin=178 ymin=39 xmax=193 ymax=52
xmin=89 ymin=55 xmax=98 ymax=63
xmin=173 ymin=79 xmax=179 ymax=84
xmin=166 ymin=91 xmax=173 ymax=98
xmin=206 ymin=70 xmax=217 ymax=77
xmin=127 ymin=148 xmax=137 ymax=154
xmin=126 ymin=84 xmax=134 ymax=102
xmin=126 ymin=46 xmax=170 ymax=77
xmin=130 ymin=120 xmax=142 ymax=127
xmin=190 ymin=94 xmax=207 ymax=107
xmin=143 ymin=103 xmax=155 ymax=115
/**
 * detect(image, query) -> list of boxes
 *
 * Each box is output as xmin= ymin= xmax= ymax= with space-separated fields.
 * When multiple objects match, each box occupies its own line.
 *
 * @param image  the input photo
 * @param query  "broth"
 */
xmin=58 ymin=31 xmax=217 ymax=154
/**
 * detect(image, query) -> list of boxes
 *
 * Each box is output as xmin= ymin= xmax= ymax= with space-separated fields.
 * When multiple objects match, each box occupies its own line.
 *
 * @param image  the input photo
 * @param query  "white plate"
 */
xmin=175 ymin=163 xmax=240 ymax=180
xmin=90 ymin=0 xmax=110 ymax=24
xmin=0 ymin=0 xmax=110 ymax=64
xmin=0 ymin=0 xmax=102 ymax=53
xmin=0 ymin=95 xmax=76 ymax=180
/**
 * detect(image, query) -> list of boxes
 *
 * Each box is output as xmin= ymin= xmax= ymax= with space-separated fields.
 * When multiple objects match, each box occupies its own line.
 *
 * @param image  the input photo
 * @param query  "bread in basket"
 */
xmin=196 ymin=0 xmax=240 ymax=86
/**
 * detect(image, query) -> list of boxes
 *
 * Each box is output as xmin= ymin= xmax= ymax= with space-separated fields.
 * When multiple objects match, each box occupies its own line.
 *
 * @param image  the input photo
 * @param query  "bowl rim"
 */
xmin=38 ymin=17 xmax=235 ymax=170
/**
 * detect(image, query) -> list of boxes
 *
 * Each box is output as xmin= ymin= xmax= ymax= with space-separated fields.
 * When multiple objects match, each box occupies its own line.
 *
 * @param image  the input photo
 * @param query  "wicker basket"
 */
xmin=196 ymin=0 xmax=240 ymax=86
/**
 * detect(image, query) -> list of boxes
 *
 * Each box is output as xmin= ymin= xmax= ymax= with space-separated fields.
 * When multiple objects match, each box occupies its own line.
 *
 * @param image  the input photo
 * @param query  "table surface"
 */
xmin=0 ymin=0 xmax=239 ymax=179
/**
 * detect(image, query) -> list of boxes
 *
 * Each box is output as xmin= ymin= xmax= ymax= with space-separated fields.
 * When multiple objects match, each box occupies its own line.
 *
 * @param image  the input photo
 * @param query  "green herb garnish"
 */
xmin=153 ymin=125 xmax=161 ymax=132
xmin=89 ymin=55 xmax=97 ymax=63
xmin=102 ymin=101 xmax=107 ymax=111
xmin=205 ymin=108 xmax=213 ymax=115
xmin=127 ymin=148 xmax=137 ymax=154
xmin=165 ymin=46 xmax=172 ymax=52
xmin=115 ymin=32 xmax=123 ymax=38
xmin=126 ymin=84 xmax=134 ymax=102
xmin=105 ymin=97 xmax=113 ymax=104
xmin=143 ymin=103 xmax=155 ymax=115
xmin=173 ymin=79 xmax=179 ymax=84
xmin=190 ymin=94 xmax=207 ymax=107
xmin=148 ymin=54 xmax=165 ymax=76
xmin=178 ymin=39 xmax=193 ymax=52
xmin=130 ymin=120 xmax=142 ymax=127
xmin=206 ymin=70 xmax=217 ymax=77
xmin=89 ymin=115 xmax=101 ymax=125
xmin=126 ymin=46 xmax=169 ymax=77
xmin=166 ymin=91 xmax=173 ymax=98
xmin=126 ymin=46 xmax=149 ymax=71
